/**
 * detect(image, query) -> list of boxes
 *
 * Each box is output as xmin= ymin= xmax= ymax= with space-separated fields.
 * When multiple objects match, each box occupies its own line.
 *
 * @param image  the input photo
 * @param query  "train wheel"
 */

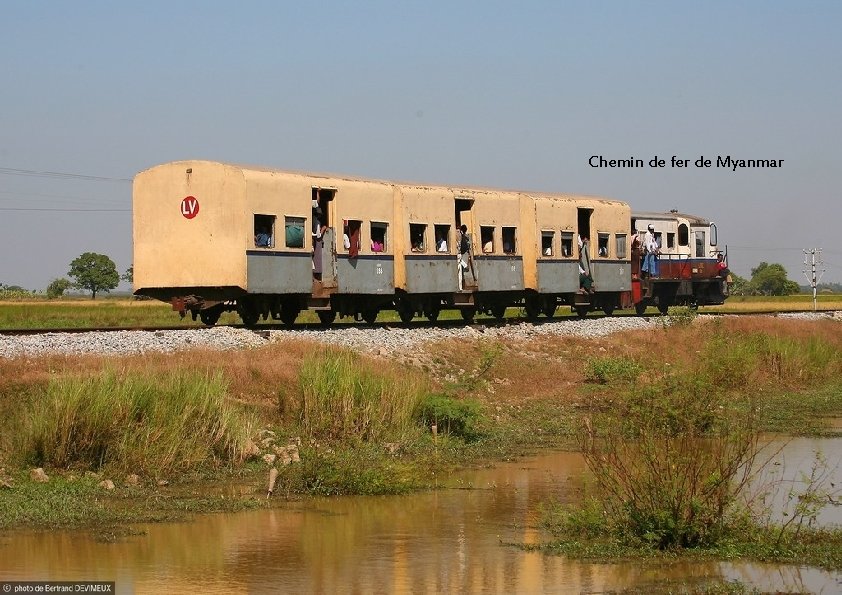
xmin=461 ymin=307 xmax=476 ymax=322
xmin=398 ymin=308 xmax=414 ymax=323
xmin=425 ymin=308 xmax=440 ymax=322
xmin=602 ymin=305 xmax=615 ymax=317
xmin=395 ymin=299 xmax=414 ymax=323
xmin=543 ymin=299 xmax=557 ymax=319
xmin=635 ymin=302 xmax=647 ymax=316
xmin=239 ymin=304 xmax=259 ymax=328
xmin=491 ymin=304 xmax=506 ymax=320
xmin=199 ymin=308 xmax=221 ymax=326
xmin=317 ymin=310 xmax=336 ymax=327
xmin=362 ymin=309 xmax=379 ymax=324
xmin=524 ymin=298 xmax=541 ymax=321
xmin=658 ymin=303 xmax=669 ymax=315
xmin=575 ymin=306 xmax=589 ymax=319
xmin=280 ymin=308 xmax=299 ymax=327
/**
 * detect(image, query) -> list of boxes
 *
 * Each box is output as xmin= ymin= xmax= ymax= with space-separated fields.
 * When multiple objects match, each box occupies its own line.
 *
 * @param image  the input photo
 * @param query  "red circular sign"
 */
xmin=181 ymin=196 xmax=199 ymax=219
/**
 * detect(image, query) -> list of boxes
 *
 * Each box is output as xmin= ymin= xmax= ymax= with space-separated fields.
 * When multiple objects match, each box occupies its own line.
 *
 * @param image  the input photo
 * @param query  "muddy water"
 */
xmin=1 ymin=442 xmax=841 ymax=594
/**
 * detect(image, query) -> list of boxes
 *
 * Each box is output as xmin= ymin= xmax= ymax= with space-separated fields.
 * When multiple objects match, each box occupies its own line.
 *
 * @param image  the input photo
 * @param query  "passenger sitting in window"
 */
xmin=503 ymin=240 xmax=514 ymax=253
xmin=371 ymin=238 xmax=384 ymax=252
xmin=436 ymin=233 xmax=448 ymax=252
xmin=411 ymin=237 xmax=423 ymax=252
xmin=598 ymin=246 xmax=607 ymax=257
xmin=255 ymin=228 xmax=271 ymax=247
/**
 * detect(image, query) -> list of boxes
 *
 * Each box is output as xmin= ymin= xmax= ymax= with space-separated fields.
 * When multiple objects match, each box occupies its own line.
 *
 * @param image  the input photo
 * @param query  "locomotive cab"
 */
xmin=631 ymin=210 xmax=727 ymax=314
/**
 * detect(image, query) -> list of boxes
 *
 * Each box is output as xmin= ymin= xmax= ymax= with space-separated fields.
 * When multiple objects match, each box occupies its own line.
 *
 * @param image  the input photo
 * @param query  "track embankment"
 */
xmin=1 ymin=311 xmax=840 ymax=359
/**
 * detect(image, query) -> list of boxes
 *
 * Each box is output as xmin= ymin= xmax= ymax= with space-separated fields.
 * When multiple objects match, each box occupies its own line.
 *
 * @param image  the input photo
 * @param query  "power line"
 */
xmin=0 ymin=167 xmax=131 ymax=183
xmin=0 ymin=207 xmax=130 ymax=212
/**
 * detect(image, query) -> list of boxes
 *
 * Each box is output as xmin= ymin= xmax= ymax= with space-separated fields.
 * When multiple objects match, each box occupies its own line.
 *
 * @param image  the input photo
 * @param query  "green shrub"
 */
xmin=46 ymin=278 xmax=71 ymax=299
xmin=579 ymin=382 xmax=760 ymax=549
xmin=299 ymin=349 xmax=426 ymax=442
xmin=18 ymin=370 xmax=255 ymax=474
xmin=416 ymin=393 xmax=481 ymax=440
xmin=702 ymin=330 xmax=842 ymax=388
xmin=584 ymin=356 xmax=643 ymax=384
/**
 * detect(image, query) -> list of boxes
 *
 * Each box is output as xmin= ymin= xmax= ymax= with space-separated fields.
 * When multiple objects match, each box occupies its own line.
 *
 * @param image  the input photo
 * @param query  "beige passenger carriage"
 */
xmin=133 ymin=160 xmax=634 ymax=325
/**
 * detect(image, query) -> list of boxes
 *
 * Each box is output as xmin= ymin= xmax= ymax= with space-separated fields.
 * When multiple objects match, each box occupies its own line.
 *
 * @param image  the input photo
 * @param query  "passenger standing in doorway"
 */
xmin=458 ymin=224 xmax=471 ymax=290
xmin=642 ymin=224 xmax=659 ymax=278
xmin=579 ymin=236 xmax=594 ymax=294
xmin=312 ymin=206 xmax=327 ymax=280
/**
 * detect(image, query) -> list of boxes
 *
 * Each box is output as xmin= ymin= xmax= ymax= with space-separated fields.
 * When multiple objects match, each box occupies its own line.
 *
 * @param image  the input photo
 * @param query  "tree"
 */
xmin=122 ymin=265 xmax=133 ymax=283
xmin=68 ymin=252 xmax=119 ymax=299
xmin=46 ymin=278 xmax=72 ymax=299
xmin=749 ymin=262 xmax=800 ymax=296
xmin=727 ymin=273 xmax=750 ymax=296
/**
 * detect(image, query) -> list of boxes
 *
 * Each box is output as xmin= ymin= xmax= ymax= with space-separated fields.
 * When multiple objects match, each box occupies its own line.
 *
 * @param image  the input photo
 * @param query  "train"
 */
xmin=132 ymin=160 xmax=729 ymax=326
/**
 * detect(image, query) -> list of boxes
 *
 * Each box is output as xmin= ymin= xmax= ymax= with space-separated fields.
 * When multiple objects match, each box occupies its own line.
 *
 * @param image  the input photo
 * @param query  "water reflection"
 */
xmin=1 ymin=445 xmax=840 ymax=593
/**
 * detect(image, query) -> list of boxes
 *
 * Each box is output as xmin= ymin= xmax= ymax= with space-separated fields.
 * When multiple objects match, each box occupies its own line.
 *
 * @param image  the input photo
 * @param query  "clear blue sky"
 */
xmin=1 ymin=1 xmax=840 ymax=291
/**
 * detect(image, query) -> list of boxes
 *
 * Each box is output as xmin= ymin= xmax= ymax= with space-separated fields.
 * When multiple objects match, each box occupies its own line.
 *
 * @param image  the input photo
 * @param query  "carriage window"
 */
xmin=371 ymin=222 xmax=387 ymax=253
xmin=434 ymin=224 xmax=450 ymax=253
xmin=695 ymin=230 xmax=705 ymax=257
xmin=616 ymin=234 xmax=627 ymax=259
xmin=655 ymin=233 xmax=663 ymax=251
xmin=502 ymin=227 xmax=516 ymax=254
xmin=560 ymin=232 xmax=574 ymax=257
xmin=709 ymin=223 xmax=718 ymax=246
xmin=667 ymin=232 xmax=675 ymax=249
xmin=343 ymin=219 xmax=362 ymax=252
xmin=254 ymin=214 xmax=275 ymax=248
xmin=541 ymin=231 xmax=554 ymax=256
xmin=480 ymin=226 xmax=494 ymax=253
xmin=678 ymin=223 xmax=689 ymax=246
xmin=597 ymin=233 xmax=610 ymax=257
xmin=409 ymin=223 xmax=426 ymax=252
xmin=284 ymin=216 xmax=305 ymax=248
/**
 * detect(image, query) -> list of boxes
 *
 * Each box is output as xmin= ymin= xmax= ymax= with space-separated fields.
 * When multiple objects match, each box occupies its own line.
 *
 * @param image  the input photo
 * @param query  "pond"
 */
xmin=1 ymin=439 xmax=840 ymax=593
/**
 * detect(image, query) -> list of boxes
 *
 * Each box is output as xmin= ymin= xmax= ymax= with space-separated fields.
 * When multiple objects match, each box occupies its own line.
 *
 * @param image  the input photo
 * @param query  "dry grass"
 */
xmin=2 ymin=315 xmax=841 ymax=461
xmin=713 ymin=296 xmax=842 ymax=313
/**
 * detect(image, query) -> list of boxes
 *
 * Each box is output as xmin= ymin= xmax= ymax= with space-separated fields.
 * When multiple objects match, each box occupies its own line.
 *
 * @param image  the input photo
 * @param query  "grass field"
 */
xmin=0 ymin=294 xmax=840 ymax=330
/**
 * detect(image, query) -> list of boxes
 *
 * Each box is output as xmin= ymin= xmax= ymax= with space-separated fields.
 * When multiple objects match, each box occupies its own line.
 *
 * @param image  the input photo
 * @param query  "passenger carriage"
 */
xmin=134 ymin=160 xmax=709 ymax=326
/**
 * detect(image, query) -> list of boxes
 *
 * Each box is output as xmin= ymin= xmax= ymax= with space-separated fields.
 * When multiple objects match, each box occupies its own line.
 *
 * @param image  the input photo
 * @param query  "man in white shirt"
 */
xmin=642 ymin=224 xmax=659 ymax=277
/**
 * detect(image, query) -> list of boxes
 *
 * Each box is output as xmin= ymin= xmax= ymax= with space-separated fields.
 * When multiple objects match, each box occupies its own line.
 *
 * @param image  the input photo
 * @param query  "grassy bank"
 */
xmin=1 ymin=315 xmax=842 ymax=568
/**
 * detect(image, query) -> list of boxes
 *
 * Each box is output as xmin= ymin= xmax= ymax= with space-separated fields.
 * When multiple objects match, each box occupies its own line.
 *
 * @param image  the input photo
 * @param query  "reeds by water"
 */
xmin=19 ymin=370 xmax=255 ymax=474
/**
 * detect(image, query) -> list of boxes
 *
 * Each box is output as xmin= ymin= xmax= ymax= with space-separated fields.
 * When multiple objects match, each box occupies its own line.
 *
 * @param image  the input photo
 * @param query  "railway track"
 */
xmin=0 ymin=308 xmax=838 ymax=337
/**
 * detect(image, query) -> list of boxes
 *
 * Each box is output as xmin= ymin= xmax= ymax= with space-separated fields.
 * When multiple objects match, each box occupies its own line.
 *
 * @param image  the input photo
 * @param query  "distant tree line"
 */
xmin=2 ymin=253 xmax=133 ymax=300
xmin=728 ymin=262 xmax=803 ymax=296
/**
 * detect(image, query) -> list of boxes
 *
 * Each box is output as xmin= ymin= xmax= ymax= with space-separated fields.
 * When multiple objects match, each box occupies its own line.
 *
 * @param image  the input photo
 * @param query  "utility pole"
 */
xmin=802 ymin=249 xmax=825 ymax=311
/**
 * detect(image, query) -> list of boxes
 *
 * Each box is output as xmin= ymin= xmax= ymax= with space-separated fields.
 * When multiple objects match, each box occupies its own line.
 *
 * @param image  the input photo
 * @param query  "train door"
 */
xmin=313 ymin=187 xmax=337 ymax=287
xmin=455 ymin=197 xmax=477 ymax=287
xmin=577 ymin=207 xmax=593 ymax=276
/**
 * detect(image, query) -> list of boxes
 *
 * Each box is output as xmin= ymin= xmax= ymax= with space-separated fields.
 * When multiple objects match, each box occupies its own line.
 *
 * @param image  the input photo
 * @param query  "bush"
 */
xmin=416 ymin=393 xmax=482 ymax=440
xmin=584 ymin=356 xmax=643 ymax=384
xmin=579 ymin=381 xmax=760 ymax=549
xmin=46 ymin=278 xmax=71 ymax=299
xmin=17 ymin=370 xmax=255 ymax=474
xmin=299 ymin=349 xmax=427 ymax=442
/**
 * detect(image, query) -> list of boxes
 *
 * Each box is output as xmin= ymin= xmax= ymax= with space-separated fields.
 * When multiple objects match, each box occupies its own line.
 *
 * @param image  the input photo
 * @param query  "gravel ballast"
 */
xmin=1 ymin=312 xmax=839 ymax=359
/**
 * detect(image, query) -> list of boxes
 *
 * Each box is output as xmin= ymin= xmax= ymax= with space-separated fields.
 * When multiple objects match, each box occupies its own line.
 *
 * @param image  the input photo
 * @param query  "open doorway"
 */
xmin=455 ymin=197 xmax=473 ymax=230
xmin=312 ymin=187 xmax=336 ymax=280
xmin=577 ymin=208 xmax=592 ymax=244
